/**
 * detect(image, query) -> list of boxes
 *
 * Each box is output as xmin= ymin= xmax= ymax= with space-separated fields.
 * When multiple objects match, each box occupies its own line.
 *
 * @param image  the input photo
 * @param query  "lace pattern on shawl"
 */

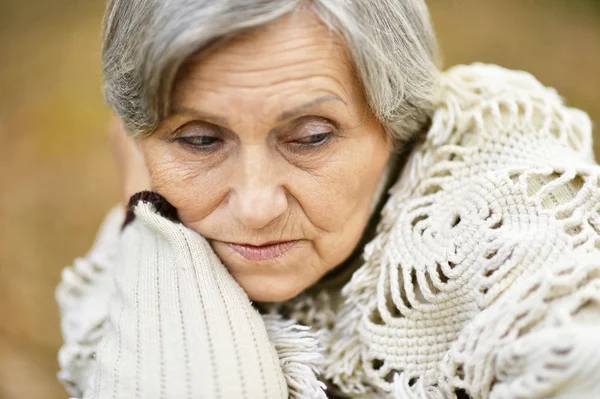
xmin=266 ymin=63 xmax=600 ymax=399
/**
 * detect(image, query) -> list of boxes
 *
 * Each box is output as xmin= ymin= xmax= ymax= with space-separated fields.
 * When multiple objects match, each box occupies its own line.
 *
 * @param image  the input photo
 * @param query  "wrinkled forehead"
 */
xmin=171 ymin=10 xmax=359 ymax=112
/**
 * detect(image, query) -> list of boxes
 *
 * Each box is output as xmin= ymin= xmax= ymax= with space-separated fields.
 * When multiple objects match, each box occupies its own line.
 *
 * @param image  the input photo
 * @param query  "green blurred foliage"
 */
xmin=0 ymin=1 xmax=598 ymax=398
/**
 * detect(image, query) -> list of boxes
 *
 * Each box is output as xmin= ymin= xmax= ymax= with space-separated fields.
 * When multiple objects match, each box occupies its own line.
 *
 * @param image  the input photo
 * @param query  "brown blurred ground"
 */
xmin=0 ymin=1 xmax=599 ymax=398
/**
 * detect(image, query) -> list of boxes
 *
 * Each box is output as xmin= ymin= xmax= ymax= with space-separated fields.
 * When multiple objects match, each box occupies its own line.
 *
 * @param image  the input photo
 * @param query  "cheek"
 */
xmin=144 ymin=150 xmax=227 ymax=223
xmin=296 ymin=133 xmax=390 ymax=265
xmin=297 ymin=140 xmax=389 ymax=230
xmin=297 ymin=164 xmax=361 ymax=228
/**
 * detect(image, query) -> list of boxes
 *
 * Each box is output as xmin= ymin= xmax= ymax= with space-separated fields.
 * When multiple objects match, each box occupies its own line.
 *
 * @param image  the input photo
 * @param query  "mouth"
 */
xmin=225 ymin=240 xmax=299 ymax=262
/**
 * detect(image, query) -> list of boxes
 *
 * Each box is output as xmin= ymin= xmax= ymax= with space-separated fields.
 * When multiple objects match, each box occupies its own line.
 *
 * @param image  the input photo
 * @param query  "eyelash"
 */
xmin=288 ymin=132 xmax=333 ymax=148
xmin=171 ymin=120 xmax=337 ymax=152
xmin=175 ymin=135 xmax=223 ymax=151
xmin=176 ymin=133 xmax=333 ymax=153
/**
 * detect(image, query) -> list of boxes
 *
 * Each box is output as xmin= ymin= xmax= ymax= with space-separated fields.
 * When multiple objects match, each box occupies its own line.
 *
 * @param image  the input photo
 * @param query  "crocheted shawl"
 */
xmin=263 ymin=63 xmax=600 ymax=399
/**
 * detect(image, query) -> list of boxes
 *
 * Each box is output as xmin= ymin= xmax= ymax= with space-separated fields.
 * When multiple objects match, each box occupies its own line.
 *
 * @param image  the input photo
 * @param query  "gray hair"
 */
xmin=102 ymin=0 xmax=441 ymax=146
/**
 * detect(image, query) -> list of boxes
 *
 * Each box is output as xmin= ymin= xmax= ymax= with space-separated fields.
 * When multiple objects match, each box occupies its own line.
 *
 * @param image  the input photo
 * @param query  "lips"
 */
xmin=225 ymin=241 xmax=298 ymax=261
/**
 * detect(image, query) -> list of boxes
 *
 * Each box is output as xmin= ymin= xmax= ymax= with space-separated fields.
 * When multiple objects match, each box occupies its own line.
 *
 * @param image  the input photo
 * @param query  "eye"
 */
xmin=292 ymin=132 xmax=332 ymax=147
xmin=176 ymin=135 xmax=222 ymax=150
xmin=169 ymin=121 xmax=225 ymax=151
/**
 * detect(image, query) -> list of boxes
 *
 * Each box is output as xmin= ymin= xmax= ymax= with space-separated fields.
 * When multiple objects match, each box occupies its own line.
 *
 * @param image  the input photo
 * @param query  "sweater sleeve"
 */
xmin=86 ymin=197 xmax=290 ymax=399
xmin=58 ymin=195 xmax=320 ymax=399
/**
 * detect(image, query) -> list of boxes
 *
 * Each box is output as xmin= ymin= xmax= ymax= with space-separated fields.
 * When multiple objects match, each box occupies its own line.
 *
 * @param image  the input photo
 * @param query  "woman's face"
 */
xmin=139 ymin=10 xmax=391 ymax=302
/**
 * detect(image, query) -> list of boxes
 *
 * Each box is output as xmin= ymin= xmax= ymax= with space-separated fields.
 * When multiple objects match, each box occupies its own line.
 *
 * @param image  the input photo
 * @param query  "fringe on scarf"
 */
xmin=263 ymin=314 xmax=328 ymax=399
xmin=321 ymin=238 xmax=387 ymax=397
xmin=393 ymin=374 xmax=448 ymax=399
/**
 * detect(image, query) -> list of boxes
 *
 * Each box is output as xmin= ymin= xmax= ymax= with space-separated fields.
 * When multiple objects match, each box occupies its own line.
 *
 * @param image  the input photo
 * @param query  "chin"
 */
xmin=211 ymin=240 xmax=324 ymax=302
xmin=235 ymin=273 xmax=310 ymax=303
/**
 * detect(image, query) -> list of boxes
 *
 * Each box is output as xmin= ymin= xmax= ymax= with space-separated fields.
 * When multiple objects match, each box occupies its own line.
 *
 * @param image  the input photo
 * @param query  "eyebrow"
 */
xmin=171 ymin=94 xmax=346 ymax=126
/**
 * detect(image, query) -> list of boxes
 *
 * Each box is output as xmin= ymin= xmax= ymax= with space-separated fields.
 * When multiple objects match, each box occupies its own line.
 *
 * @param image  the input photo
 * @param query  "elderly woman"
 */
xmin=56 ymin=0 xmax=600 ymax=398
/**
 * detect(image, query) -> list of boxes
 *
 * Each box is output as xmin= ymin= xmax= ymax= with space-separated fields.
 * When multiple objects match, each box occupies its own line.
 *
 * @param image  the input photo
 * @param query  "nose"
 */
xmin=228 ymin=148 xmax=288 ymax=230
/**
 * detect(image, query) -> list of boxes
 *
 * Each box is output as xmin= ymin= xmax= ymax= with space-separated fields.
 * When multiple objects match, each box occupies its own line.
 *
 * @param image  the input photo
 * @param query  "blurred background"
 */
xmin=0 ymin=0 xmax=599 ymax=397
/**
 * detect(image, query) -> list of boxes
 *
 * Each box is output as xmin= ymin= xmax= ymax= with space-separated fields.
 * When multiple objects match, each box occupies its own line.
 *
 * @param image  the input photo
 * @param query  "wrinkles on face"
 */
xmin=139 ymin=9 xmax=391 ymax=301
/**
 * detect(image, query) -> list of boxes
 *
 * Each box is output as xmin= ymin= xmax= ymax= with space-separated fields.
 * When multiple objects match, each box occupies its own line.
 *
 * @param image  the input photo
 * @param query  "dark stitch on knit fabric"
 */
xmin=242 ymin=309 xmax=271 ymax=398
xmin=182 ymin=233 xmax=221 ymax=399
xmin=111 ymin=296 xmax=125 ymax=399
xmin=134 ymin=240 xmax=142 ymax=399
xmin=122 ymin=191 xmax=181 ymax=230
xmin=175 ymin=260 xmax=193 ymax=399
xmin=155 ymin=238 xmax=166 ymax=399
xmin=266 ymin=330 xmax=287 ymax=398
xmin=212 ymin=266 xmax=248 ymax=399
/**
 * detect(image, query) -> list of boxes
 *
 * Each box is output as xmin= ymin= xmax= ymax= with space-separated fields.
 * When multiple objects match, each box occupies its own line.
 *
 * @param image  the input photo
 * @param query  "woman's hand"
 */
xmin=108 ymin=115 xmax=152 ymax=206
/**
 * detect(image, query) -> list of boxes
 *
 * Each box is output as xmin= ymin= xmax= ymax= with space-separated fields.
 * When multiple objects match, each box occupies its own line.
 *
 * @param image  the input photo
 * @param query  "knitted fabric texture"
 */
xmin=57 ymin=200 xmax=326 ymax=399
xmin=57 ymin=63 xmax=600 ymax=399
